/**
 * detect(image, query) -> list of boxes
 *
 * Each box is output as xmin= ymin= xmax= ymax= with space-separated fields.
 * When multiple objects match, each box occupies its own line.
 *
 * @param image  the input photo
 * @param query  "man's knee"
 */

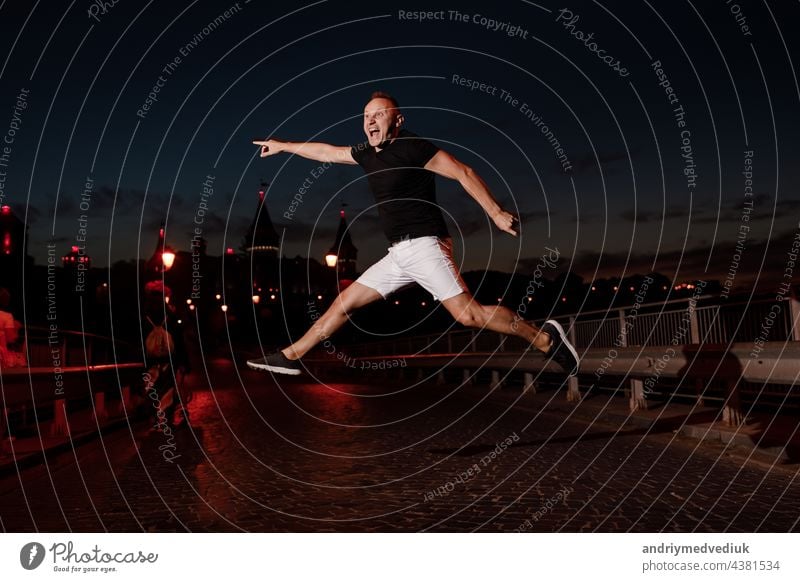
xmin=454 ymin=307 xmax=483 ymax=328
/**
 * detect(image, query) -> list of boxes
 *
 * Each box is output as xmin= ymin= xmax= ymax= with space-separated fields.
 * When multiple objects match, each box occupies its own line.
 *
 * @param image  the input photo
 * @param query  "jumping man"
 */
xmin=247 ymin=91 xmax=579 ymax=377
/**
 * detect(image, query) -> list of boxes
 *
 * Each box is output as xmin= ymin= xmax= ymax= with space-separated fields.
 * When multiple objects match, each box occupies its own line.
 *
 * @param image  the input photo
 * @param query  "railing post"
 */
xmin=617 ymin=310 xmax=627 ymax=347
xmin=721 ymin=381 xmax=744 ymax=426
xmin=523 ymin=372 xmax=536 ymax=394
xmin=568 ymin=316 xmax=577 ymax=346
xmin=566 ymin=376 xmax=581 ymax=402
xmin=689 ymin=302 xmax=700 ymax=344
xmin=119 ymin=385 xmax=131 ymax=415
xmin=629 ymin=378 xmax=646 ymax=411
xmin=490 ymin=370 xmax=502 ymax=390
xmin=51 ymin=399 xmax=68 ymax=437
xmin=94 ymin=392 xmax=108 ymax=422
xmin=462 ymin=369 xmax=472 ymax=386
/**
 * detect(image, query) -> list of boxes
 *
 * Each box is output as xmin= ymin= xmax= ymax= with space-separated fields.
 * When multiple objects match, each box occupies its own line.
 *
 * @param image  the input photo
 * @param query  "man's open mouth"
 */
xmin=369 ymin=128 xmax=379 ymax=137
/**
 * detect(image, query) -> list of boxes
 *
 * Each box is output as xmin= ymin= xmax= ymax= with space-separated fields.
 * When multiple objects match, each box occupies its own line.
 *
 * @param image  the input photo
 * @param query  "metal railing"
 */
xmin=346 ymin=295 xmax=800 ymax=357
xmin=20 ymin=325 xmax=140 ymax=368
xmin=335 ymin=294 xmax=800 ymax=425
xmin=1 ymin=327 xmax=143 ymax=440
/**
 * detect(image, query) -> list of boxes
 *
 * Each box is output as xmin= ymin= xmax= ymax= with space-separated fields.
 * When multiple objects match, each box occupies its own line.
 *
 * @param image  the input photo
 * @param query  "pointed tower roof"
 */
xmin=243 ymin=181 xmax=279 ymax=254
xmin=146 ymin=223 xmax=175 ymax=276
xmin=332 ymin=207 xmax=357 ymax=261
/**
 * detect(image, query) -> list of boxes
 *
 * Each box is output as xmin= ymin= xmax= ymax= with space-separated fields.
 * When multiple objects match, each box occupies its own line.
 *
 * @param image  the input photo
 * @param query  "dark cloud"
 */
xmin=12 ymin=203 xmax=41 ymax=224
xmin=570 ymin=149 xmax=635 ymax=175
xmin=534 ymin=225 xmax=799 ymax=289
xmin=620 ymin=205 xmax=692 ymax=223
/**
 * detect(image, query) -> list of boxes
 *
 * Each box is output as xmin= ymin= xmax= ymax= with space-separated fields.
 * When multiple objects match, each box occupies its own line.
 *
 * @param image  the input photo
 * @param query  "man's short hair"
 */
xmin=370 ymin=91 xmax=400 ymax=110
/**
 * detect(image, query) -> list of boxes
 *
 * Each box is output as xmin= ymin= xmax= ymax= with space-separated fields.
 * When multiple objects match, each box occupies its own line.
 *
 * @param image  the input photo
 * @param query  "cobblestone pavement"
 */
xmin=1 ymin=358 xmax=798 ymax=532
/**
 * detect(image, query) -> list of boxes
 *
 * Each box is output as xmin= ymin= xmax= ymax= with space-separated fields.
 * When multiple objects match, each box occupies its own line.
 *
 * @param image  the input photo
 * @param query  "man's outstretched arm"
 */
xmin=424 ymin=150 xmax=518 ymax=236
xmin=252 ymin=138 xmax=357 ymax=165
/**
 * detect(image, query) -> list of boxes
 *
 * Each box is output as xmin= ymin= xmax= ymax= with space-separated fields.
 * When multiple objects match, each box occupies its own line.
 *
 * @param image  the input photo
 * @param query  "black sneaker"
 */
xmin=246 ymin=351 xmax=303 ymax=375
xmin=541 ymin=320 xmax=580 ymax=377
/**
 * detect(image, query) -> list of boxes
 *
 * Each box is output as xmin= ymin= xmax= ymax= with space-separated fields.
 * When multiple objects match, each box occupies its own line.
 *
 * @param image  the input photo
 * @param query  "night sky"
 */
xmin=1 ymin=0 xmax=798 ymax=291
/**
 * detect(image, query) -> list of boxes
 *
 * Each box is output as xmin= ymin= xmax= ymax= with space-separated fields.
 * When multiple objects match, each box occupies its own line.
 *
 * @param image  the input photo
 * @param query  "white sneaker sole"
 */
xmin=246 ymin=359 xmax=302 ymax=375
xmin=544 ymin=319 xmax=580 ymax=376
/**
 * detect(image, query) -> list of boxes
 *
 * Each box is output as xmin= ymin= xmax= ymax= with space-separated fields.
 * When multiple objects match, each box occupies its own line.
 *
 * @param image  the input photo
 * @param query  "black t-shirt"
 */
xmin=351 ymin=129 xmax=449 ymax=242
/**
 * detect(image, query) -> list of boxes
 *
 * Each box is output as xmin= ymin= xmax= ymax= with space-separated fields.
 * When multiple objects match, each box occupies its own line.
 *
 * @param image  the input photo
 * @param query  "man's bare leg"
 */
xmin=441 ymin=291 xmax=551 ymax=351
xmin=441 ymin=291 xmax=579 ymax=375
xmin=282 ymin=282 xmax=383 ymax=360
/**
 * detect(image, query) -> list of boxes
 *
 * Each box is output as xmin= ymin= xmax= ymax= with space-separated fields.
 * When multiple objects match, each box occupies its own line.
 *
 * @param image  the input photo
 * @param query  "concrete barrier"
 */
xmin=334 ymin=342 xmax=799 ymax=426
xmin=0 ymin=363 xmax=142 ymax=439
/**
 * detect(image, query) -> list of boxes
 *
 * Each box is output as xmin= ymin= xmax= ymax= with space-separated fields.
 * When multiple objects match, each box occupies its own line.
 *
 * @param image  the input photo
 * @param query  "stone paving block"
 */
xmin=0 ymin=369 xmax=798 ymax=532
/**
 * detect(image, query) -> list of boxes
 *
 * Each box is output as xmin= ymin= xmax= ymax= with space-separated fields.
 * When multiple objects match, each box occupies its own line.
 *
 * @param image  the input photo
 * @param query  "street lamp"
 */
xmin=325 ymin=250 xmax=337 ymax=268
xmin=161 ymin=246 xmax=176 ymax=270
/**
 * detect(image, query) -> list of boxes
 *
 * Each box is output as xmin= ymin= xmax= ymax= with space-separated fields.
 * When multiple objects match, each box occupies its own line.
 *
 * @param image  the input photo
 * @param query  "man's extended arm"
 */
xmin=424 ymin=150 xmax=518 ymax=236
xmin=252 ymin=138 xmax=357 ymax=165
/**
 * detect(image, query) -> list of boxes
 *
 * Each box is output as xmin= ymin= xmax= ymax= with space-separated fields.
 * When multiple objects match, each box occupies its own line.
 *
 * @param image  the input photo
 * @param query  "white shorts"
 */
xmin=356 ymin=236 xmax=468 ymax=302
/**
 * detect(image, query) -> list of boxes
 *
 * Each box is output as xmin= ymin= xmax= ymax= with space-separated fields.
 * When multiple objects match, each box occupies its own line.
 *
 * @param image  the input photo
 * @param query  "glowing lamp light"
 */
xmin=215 ymin=293 xmax=221 ymax=300
xmin=161 ymin=249 xmax=176 ymax=270
xmin=317 ymin=295 xmax=323 ymax=300
xmin=421 ymin=301 xmax=427 ymax=307
xmin=394 ymin=300 xmax=400 ymax=305
xmin=164 ymin=296 xmax=170 ymax=304
xmin=0 ymin=205 xmax=10 ymax=215
xmin=270 ymin=294 xmax=276 ymax=300
xmin=186 ymin=298 xmax=192 ymax=305
xmin=226 ymin=247 xmax=234 ymax=255
xmin=252 ymin=295 xmax=260 ymax=304
xmin=325 ymin=252 xmax=338 ymax=268
xmin=189 ymin=305 xmax=195 ymax=311
xmin=221 ymin=304 xmax=228 ymax=312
